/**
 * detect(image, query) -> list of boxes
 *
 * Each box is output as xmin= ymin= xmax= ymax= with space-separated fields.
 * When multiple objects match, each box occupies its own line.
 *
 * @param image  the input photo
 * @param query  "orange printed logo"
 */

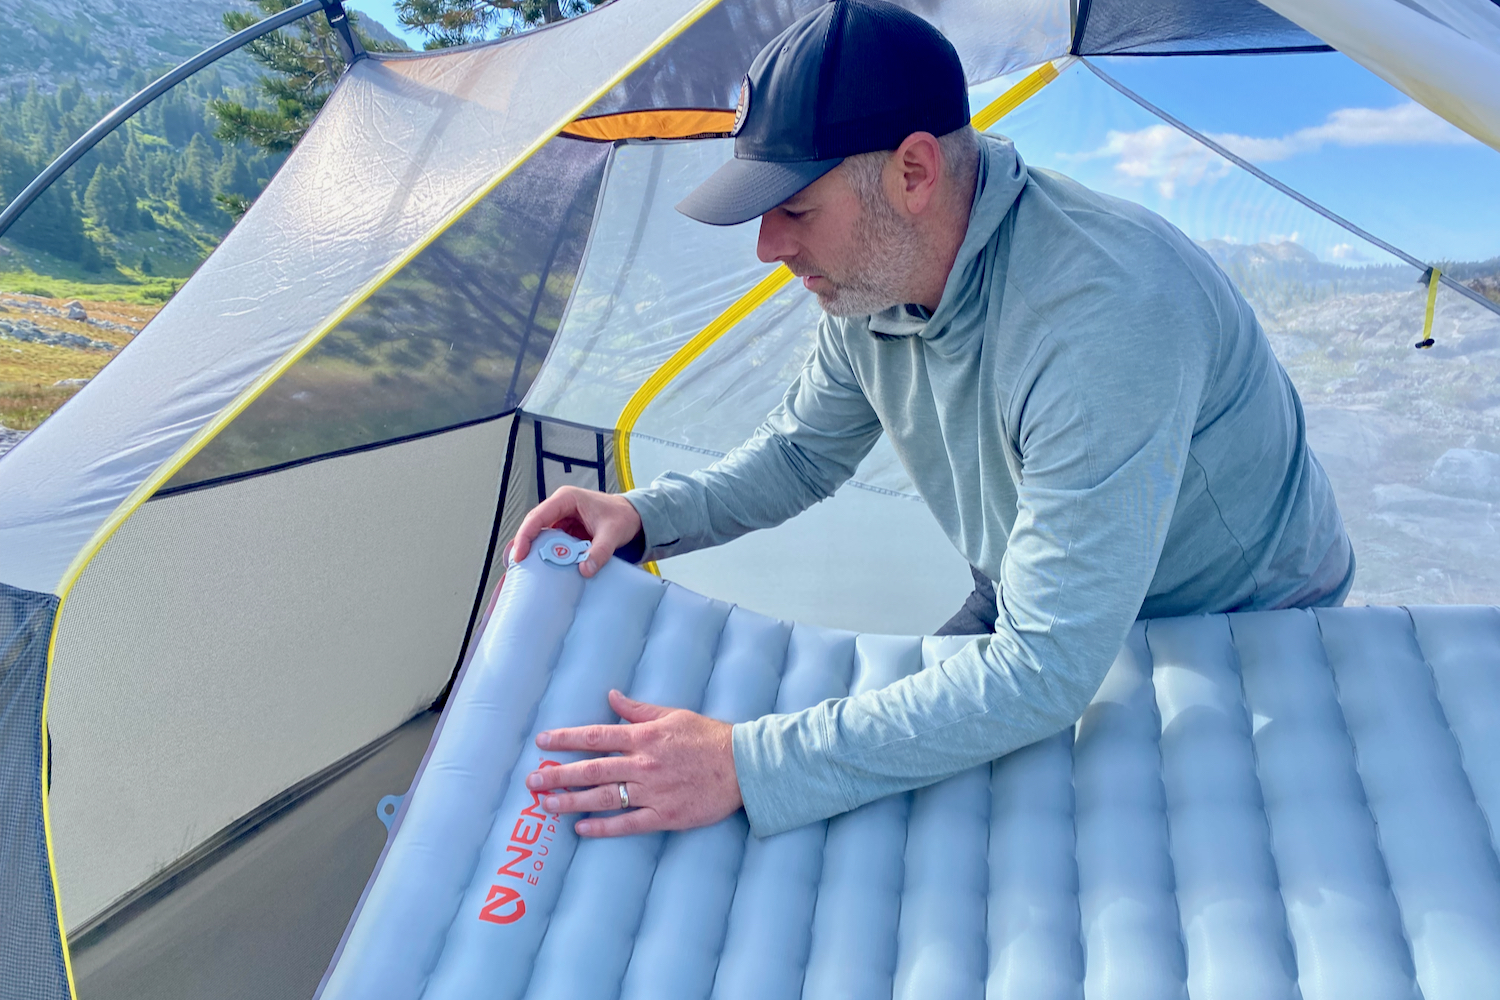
xmin=477 ymin=758 xmax=561 ymax=927
xmin=478 ymin=884 xmax=524 ymax=924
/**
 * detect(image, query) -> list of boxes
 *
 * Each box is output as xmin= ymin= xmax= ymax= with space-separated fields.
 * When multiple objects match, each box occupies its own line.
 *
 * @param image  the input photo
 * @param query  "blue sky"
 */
xmin=344 ymin=9 xmax=1499 ymax=266
xmin=975 ymin=53 xmax=1500 ymax=265
xmin=349 ymin=2 xmax=428 ymax=48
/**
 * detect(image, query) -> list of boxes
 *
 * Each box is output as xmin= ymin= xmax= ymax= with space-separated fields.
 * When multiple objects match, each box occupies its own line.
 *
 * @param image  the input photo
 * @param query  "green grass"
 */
xmin=0 ymin=197 xmax=215 ymax=304
xmin=0 ymin=381 xmax=82 ymax=431
xmin=0 ymin=264 xmax=182 ymax=305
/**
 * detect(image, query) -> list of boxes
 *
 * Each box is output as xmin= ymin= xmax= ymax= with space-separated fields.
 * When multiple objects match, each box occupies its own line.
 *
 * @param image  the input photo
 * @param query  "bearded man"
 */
xmin=510 ymin=0 xmax=1353 ymax=840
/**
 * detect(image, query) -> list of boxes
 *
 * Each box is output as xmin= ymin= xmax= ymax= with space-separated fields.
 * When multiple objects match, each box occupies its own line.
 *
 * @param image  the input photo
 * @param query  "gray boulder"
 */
xmin=1424 ymin=448 xmax=1500 ymax=503
xmin=66 ymin=300 xmax=88 ymax=321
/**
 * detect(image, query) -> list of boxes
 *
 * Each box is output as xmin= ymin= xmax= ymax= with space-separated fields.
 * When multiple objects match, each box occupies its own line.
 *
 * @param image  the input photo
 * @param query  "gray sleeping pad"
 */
xmin=319 ymin=529 xmax=1500 ymax=1000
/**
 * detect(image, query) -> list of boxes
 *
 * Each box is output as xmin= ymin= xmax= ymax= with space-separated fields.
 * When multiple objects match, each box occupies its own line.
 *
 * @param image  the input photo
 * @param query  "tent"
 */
xmin=1 ymin=0 xmax=1498 ymax=996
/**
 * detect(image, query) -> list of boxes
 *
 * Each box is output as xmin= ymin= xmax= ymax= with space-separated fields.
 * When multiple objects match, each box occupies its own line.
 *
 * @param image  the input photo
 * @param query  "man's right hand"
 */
xmin=510 ymin=486 xmax=644 ymax=578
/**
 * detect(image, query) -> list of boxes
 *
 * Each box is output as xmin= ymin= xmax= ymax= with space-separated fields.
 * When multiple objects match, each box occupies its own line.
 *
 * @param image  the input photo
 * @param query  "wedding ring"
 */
xmin=618 ymin=782 xmax=630 ymax=810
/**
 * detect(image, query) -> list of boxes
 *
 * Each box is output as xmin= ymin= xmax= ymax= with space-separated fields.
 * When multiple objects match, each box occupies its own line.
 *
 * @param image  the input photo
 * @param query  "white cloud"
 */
xmin=1329 ymin=242 xmax=1372 ymax=261
xmin=1213 ymin=102 xmax=1476 ymax=162
xmin=1075 ymin=102 xmax=1476 ymax=197
xmin=1080 ymin=124 xmax=1230 ymax=198
xmin=1268 ymin=232 xmax=1302 ymax=245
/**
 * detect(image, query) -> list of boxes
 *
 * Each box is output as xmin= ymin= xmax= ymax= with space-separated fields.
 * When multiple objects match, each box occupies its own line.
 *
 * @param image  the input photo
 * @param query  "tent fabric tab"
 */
xmin=0 ymin=584 xmax=70 ymax=1000
xmin=563 ymin=109 xmax=738 ymax=141
xmin=319 ymin=530 xmax=1500 ymax=999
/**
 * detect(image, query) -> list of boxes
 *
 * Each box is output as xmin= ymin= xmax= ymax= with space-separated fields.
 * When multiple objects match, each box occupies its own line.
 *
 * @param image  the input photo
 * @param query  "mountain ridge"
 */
xmin=0 ymin=0 xmax=404 ymax=97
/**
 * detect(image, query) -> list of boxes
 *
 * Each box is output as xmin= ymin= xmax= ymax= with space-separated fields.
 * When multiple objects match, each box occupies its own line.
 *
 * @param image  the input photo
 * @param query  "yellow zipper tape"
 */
xmin=613 ymin=263 xmax=795 ymax=493
xmin=40 ymin=614 xmax=77 ymax=999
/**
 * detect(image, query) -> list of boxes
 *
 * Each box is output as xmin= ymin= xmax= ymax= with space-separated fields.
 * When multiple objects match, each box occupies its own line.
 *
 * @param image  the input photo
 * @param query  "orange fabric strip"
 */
xmin=563 ymin=108 xmax=737 ymax=141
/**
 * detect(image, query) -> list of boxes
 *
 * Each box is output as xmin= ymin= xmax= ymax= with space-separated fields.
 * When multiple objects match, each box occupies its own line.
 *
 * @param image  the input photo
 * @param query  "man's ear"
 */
xmin=890 ymin=131 xmax=943 ymax=216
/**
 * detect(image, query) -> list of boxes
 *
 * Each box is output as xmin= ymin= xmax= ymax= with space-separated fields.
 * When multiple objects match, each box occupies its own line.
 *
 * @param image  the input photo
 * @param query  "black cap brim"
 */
xmin=676 ymin=155 xmax=844 ymax=226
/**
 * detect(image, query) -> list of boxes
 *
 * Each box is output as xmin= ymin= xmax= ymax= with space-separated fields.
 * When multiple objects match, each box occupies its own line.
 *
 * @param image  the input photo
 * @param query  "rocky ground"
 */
xmin=1254 ymin=277 xmax=1500 ymax=606
xmin=0 ymin=292 xmax=147 ymax=457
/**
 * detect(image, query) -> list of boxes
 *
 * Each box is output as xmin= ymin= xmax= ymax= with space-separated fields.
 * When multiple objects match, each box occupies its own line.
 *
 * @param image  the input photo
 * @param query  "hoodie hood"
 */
xmin=866 ymin=134 xmax=1028 ymax=342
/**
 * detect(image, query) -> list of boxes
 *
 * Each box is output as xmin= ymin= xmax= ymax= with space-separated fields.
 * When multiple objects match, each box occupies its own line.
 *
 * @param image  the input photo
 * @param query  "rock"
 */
xmin=1431 ymin=328 xmax=1500 ymax=357
xmin=0 ymin=318 xmax=117 ymax=352
xmin=1304 ymin=406 xmax=1386 ymax=486
xmin=1424 ymin=448 xmax=1500 ymax=502
xmin=1373 ymin=483 xmax=1492 ymax=519
xmin=53 ymin=378 xmax=90 ymax=387
xmin=66 ymin=300 xmax=88 ymax=321
xmin=1268 ymin=334 xmax=1315 ymax=360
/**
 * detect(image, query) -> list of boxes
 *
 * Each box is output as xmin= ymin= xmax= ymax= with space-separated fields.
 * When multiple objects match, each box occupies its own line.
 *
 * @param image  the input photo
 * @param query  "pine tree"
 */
xmin=210 ymin=0 xmax=406 ymax=154
xmin=84 ymin=163 xmax=134 ymax=233
xmin=212 ymin=147 xmax=261 ymax=221
xmin=0 ymin=135 xmax=91 ymax=262
xmin=396 ymin=0 xmax=604 ymax=48
xmin=174 ymin=134 xmax=216 ymax=216
xmin=214 ymin=147 xmax=259 ymax=200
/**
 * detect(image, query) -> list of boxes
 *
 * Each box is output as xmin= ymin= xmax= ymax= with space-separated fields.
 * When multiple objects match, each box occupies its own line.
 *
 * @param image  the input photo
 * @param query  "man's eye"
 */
xmin=783 ymin=208 xmax=807 ymax=220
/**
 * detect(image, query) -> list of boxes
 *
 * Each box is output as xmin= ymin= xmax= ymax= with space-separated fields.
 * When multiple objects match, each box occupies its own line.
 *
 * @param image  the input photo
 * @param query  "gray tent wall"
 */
xmin=43 ymin=410 xmax=618 ymax=1000
xmin=51 ymin=416 xmax=623 ymax=1000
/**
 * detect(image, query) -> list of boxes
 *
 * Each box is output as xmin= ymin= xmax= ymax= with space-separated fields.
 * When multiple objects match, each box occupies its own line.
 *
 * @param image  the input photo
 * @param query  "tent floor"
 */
xmin=69 ymin=711 xmax=439 ymax=1000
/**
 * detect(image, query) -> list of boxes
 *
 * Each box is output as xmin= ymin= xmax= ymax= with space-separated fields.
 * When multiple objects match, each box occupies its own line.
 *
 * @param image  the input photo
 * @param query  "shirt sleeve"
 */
xmin=732 ymin=286 xmax=1218 ymax=837
xmin=623 ymin=318 xmax=884 ymax=562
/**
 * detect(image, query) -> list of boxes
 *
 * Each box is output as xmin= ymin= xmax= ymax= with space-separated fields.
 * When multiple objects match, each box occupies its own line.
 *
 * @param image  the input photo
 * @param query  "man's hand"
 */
xmin=510 ymin=486 xmax=642 ymax=578
xmin=524 ymin=690 xmax=742 ymax=837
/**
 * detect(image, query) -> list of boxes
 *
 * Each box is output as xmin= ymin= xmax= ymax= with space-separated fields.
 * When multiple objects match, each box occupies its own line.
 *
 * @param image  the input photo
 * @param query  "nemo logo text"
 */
xmin=477 ymin=757 xmax=561 ymax=926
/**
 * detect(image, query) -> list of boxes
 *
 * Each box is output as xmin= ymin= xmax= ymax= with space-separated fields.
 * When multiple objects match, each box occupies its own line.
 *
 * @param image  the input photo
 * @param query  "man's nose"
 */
xmin=756 ymin=214 xmax=794 ymax=264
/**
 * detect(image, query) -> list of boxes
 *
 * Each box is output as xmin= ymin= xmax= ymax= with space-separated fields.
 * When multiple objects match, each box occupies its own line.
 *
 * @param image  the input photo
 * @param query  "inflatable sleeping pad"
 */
xmin=318 ymin=529 xmax=1500 ymax=1000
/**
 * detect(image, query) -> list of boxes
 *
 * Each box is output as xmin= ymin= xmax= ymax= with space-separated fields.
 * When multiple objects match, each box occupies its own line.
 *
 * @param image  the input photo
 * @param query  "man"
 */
xmin=511 ymin=0 xmax=1352 ymax=840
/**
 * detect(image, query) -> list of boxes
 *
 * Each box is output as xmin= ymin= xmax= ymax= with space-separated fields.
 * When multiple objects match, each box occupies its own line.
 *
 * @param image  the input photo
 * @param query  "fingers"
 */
xmin=576 ymin=808 xmax=661 ymax=838
xmin=536 ymin=721 xmax=637 ymax=756
xmin=511 ymin=489 xmax=583 ymax=562
xmin=539 ymin=781 xmax=632 ymax=815
xmin=509 ymin=488 xmax=643 ymax=577
xmin=577 ymin=495 xmax=643 ymax=577
xmin=609 ymin=689 xmax=672 ymax=724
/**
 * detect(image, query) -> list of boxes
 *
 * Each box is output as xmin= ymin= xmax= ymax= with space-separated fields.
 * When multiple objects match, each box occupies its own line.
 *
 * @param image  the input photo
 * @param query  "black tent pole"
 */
xmin=0 ymin=0 xmax=357 ymax=242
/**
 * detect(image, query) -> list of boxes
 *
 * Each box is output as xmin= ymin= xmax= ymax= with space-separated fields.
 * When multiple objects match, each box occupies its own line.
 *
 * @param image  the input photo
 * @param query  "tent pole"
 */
xmin=0 ymin=0 xmax=345 ymax=242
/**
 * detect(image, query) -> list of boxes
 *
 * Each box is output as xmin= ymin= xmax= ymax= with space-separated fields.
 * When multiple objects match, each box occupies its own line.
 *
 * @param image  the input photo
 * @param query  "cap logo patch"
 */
xmin=731 ymin=77 xmax=750 ymax=136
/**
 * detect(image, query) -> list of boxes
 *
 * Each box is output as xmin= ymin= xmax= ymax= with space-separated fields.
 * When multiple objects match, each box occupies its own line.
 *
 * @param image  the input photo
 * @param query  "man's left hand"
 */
xmin=524 ymin=690 xmax=742 ymax=837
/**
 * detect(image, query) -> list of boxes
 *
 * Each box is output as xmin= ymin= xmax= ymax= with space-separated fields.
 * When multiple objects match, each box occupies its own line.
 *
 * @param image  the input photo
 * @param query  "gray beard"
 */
xmin=816 ymin=196 xmax=926 ymax=318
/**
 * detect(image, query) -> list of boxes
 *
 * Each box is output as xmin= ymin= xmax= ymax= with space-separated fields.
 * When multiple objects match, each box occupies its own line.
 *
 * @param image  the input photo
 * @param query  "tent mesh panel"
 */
xmin=166 ymin=138 xmax=609 ymax=491
xmin=0 ymin=583 xmax=68 ymax=1000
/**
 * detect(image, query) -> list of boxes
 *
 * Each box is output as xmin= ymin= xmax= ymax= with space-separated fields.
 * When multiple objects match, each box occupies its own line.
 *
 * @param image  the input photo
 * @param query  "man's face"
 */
xmin=756 ymin=161 xmax=921 ymax=317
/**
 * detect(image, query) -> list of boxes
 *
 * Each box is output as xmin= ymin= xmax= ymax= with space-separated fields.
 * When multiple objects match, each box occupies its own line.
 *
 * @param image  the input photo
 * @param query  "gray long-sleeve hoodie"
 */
xmin=625 ymin=135 xmax=1352 ymax=837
